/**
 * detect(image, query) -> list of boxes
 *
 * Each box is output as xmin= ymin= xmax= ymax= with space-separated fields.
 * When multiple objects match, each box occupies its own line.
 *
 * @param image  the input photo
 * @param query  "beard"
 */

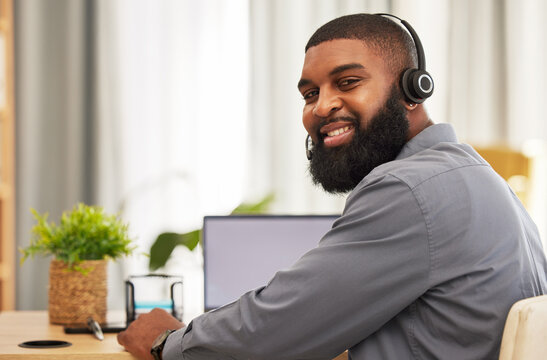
xmin=308 ymin=86 xmax=409 ymax=194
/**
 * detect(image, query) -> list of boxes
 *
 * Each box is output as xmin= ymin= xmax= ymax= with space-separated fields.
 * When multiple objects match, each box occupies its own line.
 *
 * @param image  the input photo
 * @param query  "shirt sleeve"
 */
xmin=163 ymin=174 xmax=431 ymax=360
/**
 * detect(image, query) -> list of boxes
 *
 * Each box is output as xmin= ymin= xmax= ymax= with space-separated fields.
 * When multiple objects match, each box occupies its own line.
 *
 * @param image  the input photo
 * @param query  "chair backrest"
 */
xmin=499 ymin=295 xmax=547 ymax=360
xmin=474 ymin=145 xmax=531 ymax=207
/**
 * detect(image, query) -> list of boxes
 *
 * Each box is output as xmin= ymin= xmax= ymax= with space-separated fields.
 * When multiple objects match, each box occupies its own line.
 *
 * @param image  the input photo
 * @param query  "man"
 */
xmin=118 ymin=13 xmax=547 ymax=359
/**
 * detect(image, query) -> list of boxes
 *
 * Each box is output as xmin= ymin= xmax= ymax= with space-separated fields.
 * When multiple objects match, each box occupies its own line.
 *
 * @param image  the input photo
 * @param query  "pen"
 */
xmin=87 ymin=317 xmax=104 ymax=341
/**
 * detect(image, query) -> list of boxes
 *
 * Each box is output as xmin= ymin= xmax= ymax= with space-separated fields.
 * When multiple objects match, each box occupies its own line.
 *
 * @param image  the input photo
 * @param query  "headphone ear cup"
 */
xmin=401 ymin=68 xmax=434 ymax=104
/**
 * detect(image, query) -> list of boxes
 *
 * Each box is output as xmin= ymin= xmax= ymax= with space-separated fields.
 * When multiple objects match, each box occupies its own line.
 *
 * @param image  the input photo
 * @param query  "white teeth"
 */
xmin=327 ymin=126 xmax=350 ymax=137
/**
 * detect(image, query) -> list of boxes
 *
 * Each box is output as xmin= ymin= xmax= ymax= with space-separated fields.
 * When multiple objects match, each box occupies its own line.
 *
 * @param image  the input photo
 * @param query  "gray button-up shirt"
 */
xmin=164 ymin=124 xmax=547 ymax=359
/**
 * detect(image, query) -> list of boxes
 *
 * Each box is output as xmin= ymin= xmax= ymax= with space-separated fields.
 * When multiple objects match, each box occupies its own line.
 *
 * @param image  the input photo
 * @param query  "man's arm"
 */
xmin=122 ymin=175 xmax=430 ymax=359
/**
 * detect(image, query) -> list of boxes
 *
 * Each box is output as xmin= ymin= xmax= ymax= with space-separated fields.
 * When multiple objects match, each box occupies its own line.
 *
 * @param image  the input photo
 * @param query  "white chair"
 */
xmin=499 ymin=295 xmax=547 ymax=360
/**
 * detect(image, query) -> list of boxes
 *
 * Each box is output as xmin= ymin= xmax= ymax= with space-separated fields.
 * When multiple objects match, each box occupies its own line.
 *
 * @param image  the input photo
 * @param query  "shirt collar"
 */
xmin=396 ymin=123 xmax=458 ymax=160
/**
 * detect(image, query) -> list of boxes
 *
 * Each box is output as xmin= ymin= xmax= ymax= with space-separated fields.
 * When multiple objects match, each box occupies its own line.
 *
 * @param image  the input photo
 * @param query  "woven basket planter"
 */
xmin=48 ymin=259 xmax=107 ymax=325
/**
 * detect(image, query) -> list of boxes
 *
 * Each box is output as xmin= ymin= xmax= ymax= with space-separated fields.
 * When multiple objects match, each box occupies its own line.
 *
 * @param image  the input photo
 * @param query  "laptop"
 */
xmin=202 ymin=215 xmax=339 ymax=311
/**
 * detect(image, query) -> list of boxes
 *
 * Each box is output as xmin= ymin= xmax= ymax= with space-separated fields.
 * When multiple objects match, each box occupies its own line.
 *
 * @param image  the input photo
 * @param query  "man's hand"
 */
xmin=117 ymin=308 xmax=184 ymax=360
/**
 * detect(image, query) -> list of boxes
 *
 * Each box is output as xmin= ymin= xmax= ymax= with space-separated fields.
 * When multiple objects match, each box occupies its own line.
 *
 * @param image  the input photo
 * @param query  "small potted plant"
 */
xmin=20 ymin=203 xmax=135 ymax=325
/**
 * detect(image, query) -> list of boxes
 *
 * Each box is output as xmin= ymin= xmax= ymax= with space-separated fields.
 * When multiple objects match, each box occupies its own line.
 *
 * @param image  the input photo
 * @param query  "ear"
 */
xmin=404 ymin=102 xmax=418 ymax=111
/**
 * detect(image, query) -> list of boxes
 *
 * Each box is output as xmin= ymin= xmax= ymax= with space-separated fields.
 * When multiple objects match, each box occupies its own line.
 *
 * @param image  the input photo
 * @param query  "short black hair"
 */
xmin=305 ymin=14 xmax=417 ymax=80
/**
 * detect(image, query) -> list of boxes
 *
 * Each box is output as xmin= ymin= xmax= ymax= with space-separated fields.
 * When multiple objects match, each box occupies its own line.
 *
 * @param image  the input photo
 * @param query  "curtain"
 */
xmin=15 ymin=0 xmax=250 ymax=320
xmin=95 ymin=0 xmax=250 ymax=320
xmin=503 ymin=0 xmax=547 ymax=241
xmin=15 ymin=0 xmax=97 ymax=310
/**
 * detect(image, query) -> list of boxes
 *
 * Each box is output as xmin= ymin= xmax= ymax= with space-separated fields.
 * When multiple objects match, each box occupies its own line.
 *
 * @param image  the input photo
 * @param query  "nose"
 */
xmin=312 ymin=90 xmax=342 ymax=118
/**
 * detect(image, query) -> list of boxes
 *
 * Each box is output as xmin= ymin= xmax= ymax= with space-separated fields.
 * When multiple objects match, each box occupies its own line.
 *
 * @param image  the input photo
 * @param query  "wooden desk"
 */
xmin=0 ymin=311 xmax=348 ymax=359
xmin=0 ymin=311 xmax=136 ymax=359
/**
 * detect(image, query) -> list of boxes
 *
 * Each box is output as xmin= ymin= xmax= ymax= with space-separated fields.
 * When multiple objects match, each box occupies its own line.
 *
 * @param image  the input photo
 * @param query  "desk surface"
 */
xmin=0 ymin=311 xmax=137 ymax=359
xmin=0 ymin=311 xmax=349 ymax=360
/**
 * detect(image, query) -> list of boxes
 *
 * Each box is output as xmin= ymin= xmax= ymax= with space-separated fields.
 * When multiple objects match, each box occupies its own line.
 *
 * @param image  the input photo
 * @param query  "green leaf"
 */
xmin=149 ymin=230 xmax=201 ymax=271
xmin=230 ymin=193 xmax=275 ymax=215
xmin=20 ymin=203 xmax=135 ymax=274
xmin=148 ymin=193 xmax=274 ymax=272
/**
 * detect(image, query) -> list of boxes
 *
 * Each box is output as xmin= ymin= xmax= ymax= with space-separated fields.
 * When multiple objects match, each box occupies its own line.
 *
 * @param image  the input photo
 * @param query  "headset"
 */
xmin=305 ymin=14 xmax=433 ymax=160
xmin=375 ymin=13 xmax=434 ymax=104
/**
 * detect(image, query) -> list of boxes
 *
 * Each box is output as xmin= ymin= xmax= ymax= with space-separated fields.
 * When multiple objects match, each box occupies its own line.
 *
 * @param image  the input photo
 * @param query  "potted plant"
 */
xmin=20 ymin=203 xmax=135 ymax=325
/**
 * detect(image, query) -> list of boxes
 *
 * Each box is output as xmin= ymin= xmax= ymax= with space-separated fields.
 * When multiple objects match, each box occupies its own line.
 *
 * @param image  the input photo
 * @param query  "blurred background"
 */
xmin=2 ymin=0 xmax=546 ymax=322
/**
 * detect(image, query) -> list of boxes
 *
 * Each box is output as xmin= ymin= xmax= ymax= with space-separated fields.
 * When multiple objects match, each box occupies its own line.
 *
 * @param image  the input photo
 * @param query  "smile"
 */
xmin=321 ymin=124 xmax=355 ymax=147
xmin=327 ymin=126 xmax=352 ymax=137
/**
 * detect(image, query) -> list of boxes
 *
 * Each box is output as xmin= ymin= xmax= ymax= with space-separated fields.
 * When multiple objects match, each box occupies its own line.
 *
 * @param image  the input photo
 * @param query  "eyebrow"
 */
xmin=297 ymin=63 xmax=366 ymax=90
xmin=329 ymin=63 xmax=365 ymax=76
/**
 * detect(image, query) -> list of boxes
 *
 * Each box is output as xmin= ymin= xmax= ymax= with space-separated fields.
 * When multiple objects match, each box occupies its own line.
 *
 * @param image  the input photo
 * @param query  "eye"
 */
xmin=302 ymin=89 xmax=319 ymax=102
xmin=338 ymin=78 xmax=361 ymax=90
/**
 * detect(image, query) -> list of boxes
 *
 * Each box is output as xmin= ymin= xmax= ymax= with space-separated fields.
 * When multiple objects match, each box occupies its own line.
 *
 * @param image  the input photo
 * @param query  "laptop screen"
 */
xmin=202 ymin=215 xmax=338 ymax=311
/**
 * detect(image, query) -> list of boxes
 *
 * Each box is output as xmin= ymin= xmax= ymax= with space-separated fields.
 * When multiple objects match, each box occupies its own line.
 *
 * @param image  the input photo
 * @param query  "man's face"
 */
xmin=298 ymin=39 xmax=409 ymax=193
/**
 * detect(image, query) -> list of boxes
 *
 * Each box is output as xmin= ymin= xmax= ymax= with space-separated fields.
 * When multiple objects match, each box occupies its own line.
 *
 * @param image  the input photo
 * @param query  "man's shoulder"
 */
xmin=365 ymin=142 xmax=490 ymax=190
